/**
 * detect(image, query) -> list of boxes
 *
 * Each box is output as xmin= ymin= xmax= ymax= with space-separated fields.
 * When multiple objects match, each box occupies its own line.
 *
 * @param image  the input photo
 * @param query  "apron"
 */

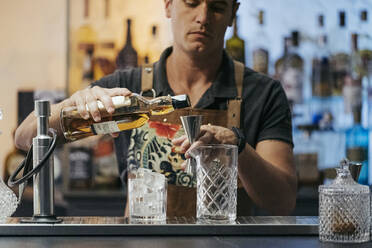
xmin=126 ymin=61 xmax=252 ymax=217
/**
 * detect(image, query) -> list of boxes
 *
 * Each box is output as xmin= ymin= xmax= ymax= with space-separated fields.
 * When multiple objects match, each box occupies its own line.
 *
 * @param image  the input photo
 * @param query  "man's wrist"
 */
xmin=231 ymin=127 xmax=246 ymax=154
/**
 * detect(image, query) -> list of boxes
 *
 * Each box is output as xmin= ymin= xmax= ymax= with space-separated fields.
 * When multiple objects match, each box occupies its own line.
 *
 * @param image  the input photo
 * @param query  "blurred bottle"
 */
xmin=346 ymin=107 xmax=369 ymax=185
xmin=68 ymin=140 xmax=94 ymax=190
xmin=330 ymin=11 xmax=350 ymax=96
xmin=343 ymin=34 xmax=362 ymax=114
xmin=274 ymin=37 xmax=290 ymax=81
xmin=92 ymin=135 xmax=120 ymax=190
xmin=69 ymin=0 xmax=97 ymax=94
xmin=144 ymin=25 xmax=163 ymax=64
xmin=81 ymin=46 xmax=95 ymax=89
xmin=280 ymin=31 xmax=304 ymax=105
xmin=116 ymin=19 xmax=138 ymax=70
xmin=312 ymin=14 xmax=332 ymax=97
xmin=293 ymin=125 xmax=321 ymax=186
xmin=225 ymin=16 xmax=245 ymax=64
xmin=251 ymin=10 xmax=269 ymax=74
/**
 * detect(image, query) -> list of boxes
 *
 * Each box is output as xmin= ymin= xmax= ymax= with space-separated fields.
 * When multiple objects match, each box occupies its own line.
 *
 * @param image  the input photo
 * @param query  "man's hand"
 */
xmin=172 ymin=124 xmax=238 ymax=158
xmin=65 ymin=86 xmax=132 ymax=122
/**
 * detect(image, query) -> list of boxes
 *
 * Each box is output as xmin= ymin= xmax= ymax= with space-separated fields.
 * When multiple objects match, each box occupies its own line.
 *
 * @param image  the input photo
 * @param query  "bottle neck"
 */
xmin=125 ymin=19 xmax=132 ymax=46
xmin=233 ymin=18 xmax=238 ymax=36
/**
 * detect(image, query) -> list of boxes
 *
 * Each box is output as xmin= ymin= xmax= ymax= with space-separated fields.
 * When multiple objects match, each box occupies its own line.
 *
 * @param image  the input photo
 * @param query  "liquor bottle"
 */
xmin=81 ymin=46 xmax=95 ymax=89
xmin=69 ymin=0 xmax=97 ymax=95
xmin=61 ymin=94 xmax=190 ymax=141
xmin=68 ymin=140 xmax=94 ymax=190
xmin=251 ymin=10 xmax=269 ymax=74
xmin=92 ymin=135 xmax=120 ymax=190
xmin=293 ymin=125 xmax=321 ymax=186
xmin=343 ymin=34 xmax=362 ymax=114
xmin=116 ymin=19 xmax=138 ymax=70
xmin=225 ymin=16 xmax=245 ymax=64
xmin=358 ymin=10 xmax=372 ymax=79
xmin=274 ymin=37 xmax=290 ymax=81
xmin=330 ymin=11 xmax=350 ymax=96
xmin=144 ymin=25 xmax=163 ymax=64
xmin=312 ymin=14 xmax=332 ymax=97
xmin=346 ymin=107 xmax=369 ymax=185
xmin=280 ymin=31 xmax=304 ymax=105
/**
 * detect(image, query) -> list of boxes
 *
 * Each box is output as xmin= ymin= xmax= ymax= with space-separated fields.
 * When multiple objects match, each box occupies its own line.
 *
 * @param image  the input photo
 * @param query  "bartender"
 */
xmin=14 ymin=0 xmax=297 ymax=216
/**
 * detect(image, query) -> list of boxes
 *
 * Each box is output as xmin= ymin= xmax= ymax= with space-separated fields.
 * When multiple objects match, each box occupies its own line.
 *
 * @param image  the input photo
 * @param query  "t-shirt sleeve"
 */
xmin=257 ymin=80 xmax=293 ymax=147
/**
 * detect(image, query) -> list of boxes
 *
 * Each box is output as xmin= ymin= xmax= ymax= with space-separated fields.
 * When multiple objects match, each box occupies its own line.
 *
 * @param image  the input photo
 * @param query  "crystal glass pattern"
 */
xmin=190 ymin=144 xmax=238 ymax=224
xmin=0 ymin=109 xmax=18 ymax=223
xmin=319 ymin=159 xmax=370 ymax=243
xmin=128 ymin=167 xmax=167 ymax=224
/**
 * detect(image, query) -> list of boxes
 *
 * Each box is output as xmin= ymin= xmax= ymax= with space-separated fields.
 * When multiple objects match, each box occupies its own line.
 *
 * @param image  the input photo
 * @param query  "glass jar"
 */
xmin=319 ymin=159 xmax=370 ymax=243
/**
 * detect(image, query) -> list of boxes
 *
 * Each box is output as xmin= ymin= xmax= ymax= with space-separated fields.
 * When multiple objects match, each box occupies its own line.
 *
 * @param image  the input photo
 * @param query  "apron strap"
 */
xmin=140 ymin=61 xmax=245 ymax=129
xmin=141 ymin=64 xmax=154 ymax=93
xmin=226 ymin=61 xmax=244 ymax=128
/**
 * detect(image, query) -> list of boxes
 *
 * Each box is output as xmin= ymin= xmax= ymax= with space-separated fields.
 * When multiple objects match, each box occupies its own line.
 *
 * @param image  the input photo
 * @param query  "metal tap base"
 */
xmin=21 ymin=215 xmax=63 ymax=224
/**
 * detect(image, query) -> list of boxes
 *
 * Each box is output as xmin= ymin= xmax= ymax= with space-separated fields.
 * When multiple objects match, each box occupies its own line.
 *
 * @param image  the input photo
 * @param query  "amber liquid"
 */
xmin=61 ymin=105 xmax=174 ymax=141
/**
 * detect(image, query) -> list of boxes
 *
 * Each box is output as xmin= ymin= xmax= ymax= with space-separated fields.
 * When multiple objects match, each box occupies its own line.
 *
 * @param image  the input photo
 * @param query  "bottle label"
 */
xmin=346 ymin=147 xmax=367 ymax=162
xmin=342 ymin=76 xmax=362 ymax=113
xmin=253 ymin=48 xmax=269 ymax=74
xmin=92 ymin=121 xmax=120 ymax=134
xmin=281 ymin=67 xmax=303 ymax=103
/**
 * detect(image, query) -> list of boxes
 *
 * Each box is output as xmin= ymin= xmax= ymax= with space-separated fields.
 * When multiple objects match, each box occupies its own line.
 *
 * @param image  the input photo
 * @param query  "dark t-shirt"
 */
xmin=91 ymin=47 xmax=293 ymax=181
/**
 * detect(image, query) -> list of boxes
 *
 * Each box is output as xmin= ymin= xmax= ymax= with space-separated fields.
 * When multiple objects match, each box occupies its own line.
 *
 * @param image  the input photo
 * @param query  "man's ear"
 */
xmin=164 ymin=0 xmax=173 ymax=18
xmin=229 ymin=2 xmax=240 ymax=26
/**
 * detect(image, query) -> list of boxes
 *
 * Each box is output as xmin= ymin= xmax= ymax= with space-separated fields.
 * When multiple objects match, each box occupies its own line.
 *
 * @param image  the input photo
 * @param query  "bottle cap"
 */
xmin=171 ymin=95 xmax=191 ymax=109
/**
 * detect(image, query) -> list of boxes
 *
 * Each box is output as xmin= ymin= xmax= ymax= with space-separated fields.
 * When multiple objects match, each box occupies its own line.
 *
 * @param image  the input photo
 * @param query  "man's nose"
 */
xmin=195 ymin=3 xmax=210 ymax=26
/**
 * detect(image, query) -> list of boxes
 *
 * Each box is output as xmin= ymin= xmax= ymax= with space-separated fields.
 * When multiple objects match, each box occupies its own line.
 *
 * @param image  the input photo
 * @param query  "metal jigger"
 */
xmin=180 ymin=115 xmax=203 ymax=175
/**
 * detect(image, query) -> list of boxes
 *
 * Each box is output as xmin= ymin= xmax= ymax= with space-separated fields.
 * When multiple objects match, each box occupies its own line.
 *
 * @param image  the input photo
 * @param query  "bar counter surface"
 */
xmin=1 ymin=216 xmax=371 ymax=247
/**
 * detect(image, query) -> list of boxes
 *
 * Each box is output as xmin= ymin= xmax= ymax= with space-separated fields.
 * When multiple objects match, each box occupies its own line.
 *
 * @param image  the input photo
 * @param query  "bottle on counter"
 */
xmin=225 ymin=15 xmax=245 ymax=64
xmin=274 ymin=37 xmax=290 ymax=81
xmin=61 ymin=94 xmax=190 ymax=141
xmin=251 ymin=10 xmax=269 ymax=75
xmin=116 ymin=19 xmax=138 ymax=70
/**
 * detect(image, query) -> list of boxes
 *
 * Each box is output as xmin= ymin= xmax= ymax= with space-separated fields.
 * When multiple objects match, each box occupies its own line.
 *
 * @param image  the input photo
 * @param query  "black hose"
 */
xmin=8 ymin=129 xmax=57 ymax=187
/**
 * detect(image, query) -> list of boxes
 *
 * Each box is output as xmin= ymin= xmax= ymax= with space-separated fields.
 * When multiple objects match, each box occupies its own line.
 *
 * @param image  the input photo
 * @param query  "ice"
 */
xmin=128 ymin=168 xmax=167 ymax=221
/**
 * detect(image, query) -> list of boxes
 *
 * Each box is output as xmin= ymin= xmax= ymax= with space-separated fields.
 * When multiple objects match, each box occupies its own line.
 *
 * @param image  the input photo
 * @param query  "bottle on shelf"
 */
xmin=144 ymin=25 xmax=163 ymax=64
xmin=69 ymin=0 xmax=97 ymax=95
xmin=346 ymin=107 xmax=369 ymax=185
xmin=225 ymin=15 xmax=245 ymax=64
xmin=293 ymin=125 xmax=321 ymax=187
xmin=343 ymin=34 xmax=363 ymax=114
xmin=330 ymin=11 xmax=350 ymax=96
xmin=81 ymin=46 xmax=95 ymax=89
xmin=116 ymin=19 xmax=138 ymax=70
xmin=68 ymin=139 xmax=94 ymax=190
xmin=251 ymin=10 xmax=269 ymax=75
xmin=61 ymin=94 xmax=190 ymax=141
xmin=274 ymin=37 xmax=290 ymax=81
xmin=280 ymin=31 xmax=304 ymax=106
xmin=312 ymin=14 xmax=332 ymax=97
xmin=92 ymin=135 xmax=120 ymax=190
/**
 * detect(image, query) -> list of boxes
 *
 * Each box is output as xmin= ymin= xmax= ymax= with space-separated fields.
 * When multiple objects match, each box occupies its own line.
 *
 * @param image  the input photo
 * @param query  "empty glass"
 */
xmin=189 ymin=144 xmax=238 ymax=224
xmin=127 ymin=166 xmax=167 ymax=224
xmin=319 ymin=159 xmax=370 ymax=243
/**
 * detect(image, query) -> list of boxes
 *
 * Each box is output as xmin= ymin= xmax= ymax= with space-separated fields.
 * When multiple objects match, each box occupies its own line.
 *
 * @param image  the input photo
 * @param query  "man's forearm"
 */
xmin=238 ymin=143 xmax=297 ymax=215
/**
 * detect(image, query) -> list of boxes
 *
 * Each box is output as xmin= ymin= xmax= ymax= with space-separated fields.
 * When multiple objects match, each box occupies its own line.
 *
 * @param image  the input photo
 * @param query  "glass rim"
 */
xmin=193 ymin=144 xmax=238 ymax=149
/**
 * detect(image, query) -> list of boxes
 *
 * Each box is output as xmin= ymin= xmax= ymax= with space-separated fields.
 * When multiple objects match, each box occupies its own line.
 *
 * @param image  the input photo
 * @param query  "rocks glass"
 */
xmin=128 ymin=167 xmax=167 ymax=224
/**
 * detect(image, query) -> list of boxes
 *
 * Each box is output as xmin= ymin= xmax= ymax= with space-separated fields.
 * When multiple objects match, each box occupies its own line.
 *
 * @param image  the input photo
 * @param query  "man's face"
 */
xmin=165 ymin=0 xmax=238 ymax=56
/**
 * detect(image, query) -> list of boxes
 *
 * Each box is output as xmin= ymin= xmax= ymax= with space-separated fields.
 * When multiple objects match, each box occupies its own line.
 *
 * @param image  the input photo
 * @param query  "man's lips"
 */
xmin=189 ymin=31 xmax=211 ymax=38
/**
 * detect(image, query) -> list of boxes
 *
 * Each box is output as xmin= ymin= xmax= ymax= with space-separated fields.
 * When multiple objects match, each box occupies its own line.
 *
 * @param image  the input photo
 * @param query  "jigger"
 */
xmin=180 ymin=115 xmax=203 ymax=175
